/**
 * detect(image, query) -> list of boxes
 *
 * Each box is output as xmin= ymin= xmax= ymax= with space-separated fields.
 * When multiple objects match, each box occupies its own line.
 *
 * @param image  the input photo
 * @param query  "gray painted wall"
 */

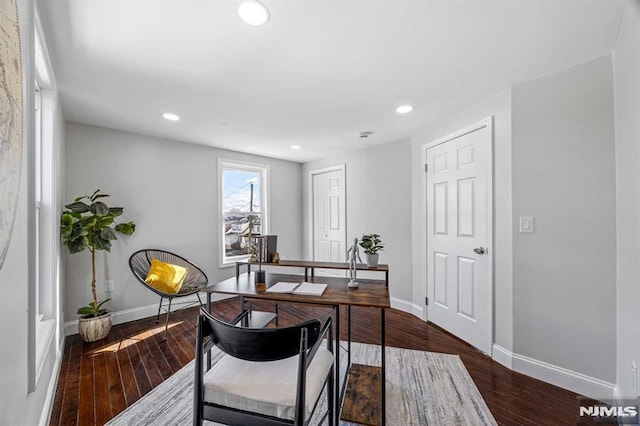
xmin=0 ymin=134 xmax=31 ymax=426
xmin=614 ymin=0 xmax=640 ymax=399
xmin=302 ymin=139 xmax=413 ymax=303
xmin=411 ymin=89 xmax=514 ymax=350
xmin=511 ymin=56 xmax=617 ymax=383
xmin=64 ymin=123 xmax=303 ymax=323
xmin=0 ymin=1 xmax=66 ymax=424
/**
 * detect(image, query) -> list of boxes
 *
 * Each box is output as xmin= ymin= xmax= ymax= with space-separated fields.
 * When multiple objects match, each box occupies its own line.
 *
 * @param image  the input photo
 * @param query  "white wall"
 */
xmin=302 ymin=139 xmax=413 ymax=305
xmin=614 ymin=0 xmax=640 ymax=400
xmin=0 ymin=0 xmax=66 ymax=424
xmin=0 ymin=141 xmax=30 ymax=425
xmin=409 ymin=58 xmax=618 ymax=397
xmin=411 ymin=90 xmax=514 ymax=349
xmin=511 ymin=55 xmax=617 ymax=386
xmin=64 ymin=123 xmax=303 ymax=324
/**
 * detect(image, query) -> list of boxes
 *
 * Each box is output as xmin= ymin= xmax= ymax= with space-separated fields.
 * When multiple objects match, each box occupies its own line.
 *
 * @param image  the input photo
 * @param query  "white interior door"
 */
xmin=312 ymin=166 xmax=346 ymax=276
xmin=426 ymin=120 xmax=492 ymax=354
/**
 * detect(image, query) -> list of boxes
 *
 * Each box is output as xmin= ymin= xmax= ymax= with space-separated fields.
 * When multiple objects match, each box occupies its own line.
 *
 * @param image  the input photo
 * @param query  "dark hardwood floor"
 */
xmin=50 ymin=298 xmax=592 ymax=425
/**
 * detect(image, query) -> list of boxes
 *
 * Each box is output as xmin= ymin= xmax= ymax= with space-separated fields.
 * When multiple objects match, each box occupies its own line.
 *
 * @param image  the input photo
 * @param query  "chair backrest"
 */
xmin=129 ymin=249 xmax=208 ymax=295
xmin=200 ymin=308 xmax=322 ymax=362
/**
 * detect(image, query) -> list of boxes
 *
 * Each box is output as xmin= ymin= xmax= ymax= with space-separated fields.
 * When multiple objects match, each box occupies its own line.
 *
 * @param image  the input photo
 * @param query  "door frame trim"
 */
xmin=421 ymin=116 xmax=494 ymax=354
xmin=308 ymin=164 xmax=347 ymax=264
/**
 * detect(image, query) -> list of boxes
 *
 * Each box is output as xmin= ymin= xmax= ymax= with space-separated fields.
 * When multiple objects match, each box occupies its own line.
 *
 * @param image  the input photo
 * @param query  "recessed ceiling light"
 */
xmin=162 ymin=113 xmax=180 ymax=121
xmin=396 ymin=105 xmax=414 ymax=114
xmin=290 ymin=145 xmax=301 ymax=150
xmin=238 ymin=1 xmax=270 ymax=26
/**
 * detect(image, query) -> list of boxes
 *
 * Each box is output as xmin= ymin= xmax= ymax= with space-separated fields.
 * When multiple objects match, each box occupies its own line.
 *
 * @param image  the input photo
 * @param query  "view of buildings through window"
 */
xmin=222 ymin=165 xmax=266 ymax=262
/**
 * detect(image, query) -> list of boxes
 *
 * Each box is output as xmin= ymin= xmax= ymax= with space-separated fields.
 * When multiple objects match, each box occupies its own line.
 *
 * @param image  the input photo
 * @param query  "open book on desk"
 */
xmin=266 ymin=281 xmax=327 ymax=296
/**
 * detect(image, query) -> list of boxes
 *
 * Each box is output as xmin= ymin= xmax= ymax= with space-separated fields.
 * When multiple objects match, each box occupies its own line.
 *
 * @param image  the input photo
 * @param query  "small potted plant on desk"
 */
xmin=61 ymin=189 xmax=136 ymax=342
xmin=359 ymin=234 xmax=384 ymax=267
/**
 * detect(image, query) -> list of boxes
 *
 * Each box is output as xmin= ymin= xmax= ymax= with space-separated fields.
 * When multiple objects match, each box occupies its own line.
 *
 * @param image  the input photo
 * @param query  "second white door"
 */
xmin=312 ymin=166 xmax=346 ymax=276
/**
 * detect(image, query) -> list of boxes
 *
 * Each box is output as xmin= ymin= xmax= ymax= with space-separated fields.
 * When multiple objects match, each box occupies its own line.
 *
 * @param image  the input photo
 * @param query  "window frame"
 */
xmin=218 ymin=159 xmax=270 ymax=268
xmin=34 ymin=83 xmax=42 ymax=316
xmin=29 ymin=16 xmax=58 ymax=392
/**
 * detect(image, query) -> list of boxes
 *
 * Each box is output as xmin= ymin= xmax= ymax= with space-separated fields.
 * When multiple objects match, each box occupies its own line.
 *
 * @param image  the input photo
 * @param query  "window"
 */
xmin=219 ymin=160 xmax=269 ymax=266
xmin=30 ymin=19 xmax=57 ymax=391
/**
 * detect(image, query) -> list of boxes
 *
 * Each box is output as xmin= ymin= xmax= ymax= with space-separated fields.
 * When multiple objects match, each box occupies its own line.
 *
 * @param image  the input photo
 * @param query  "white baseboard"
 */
xmin=491 ymin=344 xmax=513 ymax=369
xmin=390 ymin=297 xmax=423 ymax=319
xmin=614 ymin=385 xmax=623 ymax=403
xmin=64 ymin=293 xmax=235 ymax=336
xmin=40 ymin=338 xmax=65 ymax=426
xmin=491 ymin=344 xmax=615 ymax=400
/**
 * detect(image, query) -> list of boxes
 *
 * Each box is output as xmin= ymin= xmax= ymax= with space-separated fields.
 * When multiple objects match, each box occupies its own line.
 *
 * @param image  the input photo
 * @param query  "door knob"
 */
xmin=473 ymin=247 xmax=486 ymax=255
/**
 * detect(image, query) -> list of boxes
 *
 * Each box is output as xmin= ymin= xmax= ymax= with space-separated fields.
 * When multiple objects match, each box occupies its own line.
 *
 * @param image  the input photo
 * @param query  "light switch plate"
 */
xmin=520 ymin=216 xmax=534 ymax=233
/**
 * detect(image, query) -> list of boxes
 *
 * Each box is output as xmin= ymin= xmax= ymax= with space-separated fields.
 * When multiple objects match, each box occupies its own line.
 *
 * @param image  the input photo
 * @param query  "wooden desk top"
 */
xmin=243 ymin=259 xmax=389 ymax=272
xmin=204 ymin=272 xmax=390 ymax=309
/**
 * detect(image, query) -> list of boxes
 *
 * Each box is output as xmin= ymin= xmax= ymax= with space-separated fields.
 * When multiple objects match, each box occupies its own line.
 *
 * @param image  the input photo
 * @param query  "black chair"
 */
xmin=194 ymin=308 xmax=334 ymax=426
xmin=129 ymin=249 xmax=208 ymax=340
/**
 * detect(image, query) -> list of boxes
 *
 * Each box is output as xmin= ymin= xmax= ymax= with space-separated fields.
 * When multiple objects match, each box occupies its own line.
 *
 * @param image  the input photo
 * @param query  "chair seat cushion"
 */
xmin=203 ymin=347 xmax=333 ymax=421
xmin=144 ymin=258 xmax=188 ymax=294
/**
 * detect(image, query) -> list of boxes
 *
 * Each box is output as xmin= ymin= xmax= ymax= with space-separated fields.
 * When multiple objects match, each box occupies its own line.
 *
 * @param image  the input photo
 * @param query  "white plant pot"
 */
xmin=78 ymin=312 xmax=112 ymax=342
xmin=365 ymin=253 xmax=379 ymax=267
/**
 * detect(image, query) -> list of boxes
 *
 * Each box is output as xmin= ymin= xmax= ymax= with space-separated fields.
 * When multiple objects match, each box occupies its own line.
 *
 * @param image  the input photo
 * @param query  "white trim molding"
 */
xmin=613 ymin=386 xmax=623 ymax=405
xmin=491 ymin=344 xmax=513 ymax=369
xmin=492 ymin=344 xmax=616 ymax=400
xmin=390 ymin=297 xmax=423 ymax=320
xmin=40 ymin=338 xmax=65 ymax=426
xmin=64 ymin=293 xmax=234 ymax=336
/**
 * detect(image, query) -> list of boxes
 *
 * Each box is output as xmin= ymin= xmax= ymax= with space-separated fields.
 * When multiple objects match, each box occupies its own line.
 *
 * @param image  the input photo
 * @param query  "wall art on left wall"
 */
xmin=0 ymin=0 xmax=23 ymax=271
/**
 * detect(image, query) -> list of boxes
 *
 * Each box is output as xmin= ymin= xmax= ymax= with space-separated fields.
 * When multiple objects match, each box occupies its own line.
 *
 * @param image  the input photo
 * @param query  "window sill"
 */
xmin=219 ymin=255 xmax=251 ymax=270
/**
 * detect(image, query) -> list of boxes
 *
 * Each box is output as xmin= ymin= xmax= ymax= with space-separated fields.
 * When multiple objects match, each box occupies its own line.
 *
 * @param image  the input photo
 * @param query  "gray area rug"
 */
xmin=107 ymin=342 xmax=496 ymax=425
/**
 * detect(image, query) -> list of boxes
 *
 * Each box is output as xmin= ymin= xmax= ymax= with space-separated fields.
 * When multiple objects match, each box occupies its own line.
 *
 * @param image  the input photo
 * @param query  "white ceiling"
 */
xmin=38 ymin=0 xmax=624 ymax=163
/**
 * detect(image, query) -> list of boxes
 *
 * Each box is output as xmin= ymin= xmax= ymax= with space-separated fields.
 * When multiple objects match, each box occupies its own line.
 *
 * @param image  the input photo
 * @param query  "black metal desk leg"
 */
xmin=348 ymin=305 xmax=352 ymax=368
xmin=334 ymin=304 xmax=340 ymax=425
xmin=206 ymin=293 xmax=212 ymax=369
xmin=381 ymin=308 xmax=386 ymax=426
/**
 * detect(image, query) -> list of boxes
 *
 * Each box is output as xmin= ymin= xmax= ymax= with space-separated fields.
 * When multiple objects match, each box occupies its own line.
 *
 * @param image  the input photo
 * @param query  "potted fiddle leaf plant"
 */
xmin=61 ymin=189 xmax=136 ymax=342
xmin=359 ymin=234 xmax=384 ymax=267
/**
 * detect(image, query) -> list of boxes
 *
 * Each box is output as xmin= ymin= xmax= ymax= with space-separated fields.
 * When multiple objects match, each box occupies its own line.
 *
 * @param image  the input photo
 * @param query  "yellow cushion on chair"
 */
xmin=145 ymin=258 xmax=188 ymax=294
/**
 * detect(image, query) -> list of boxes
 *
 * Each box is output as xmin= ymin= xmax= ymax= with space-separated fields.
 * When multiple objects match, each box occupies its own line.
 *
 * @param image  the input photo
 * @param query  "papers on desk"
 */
xmin=266 ymin=281 xmax=327 ymax=296
xmin=266 ymin=282 xmax=299 ymax=293
xmin=294 ymin=282 xmax=328 ymax=295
